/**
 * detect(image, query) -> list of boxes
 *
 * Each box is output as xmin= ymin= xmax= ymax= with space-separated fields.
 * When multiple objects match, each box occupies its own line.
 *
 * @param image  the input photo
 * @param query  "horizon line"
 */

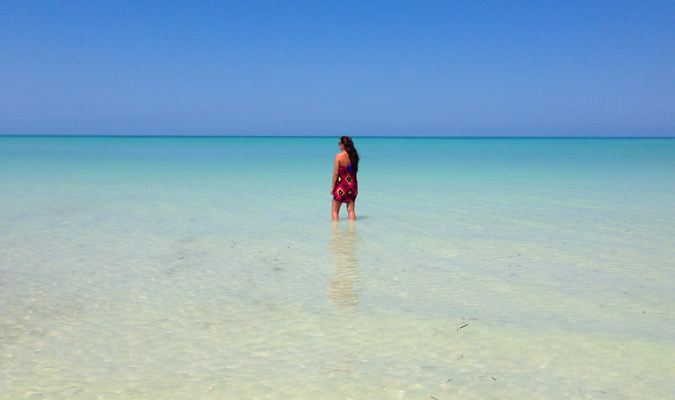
xmin=1 ymin=135 xmax=674 ymax=139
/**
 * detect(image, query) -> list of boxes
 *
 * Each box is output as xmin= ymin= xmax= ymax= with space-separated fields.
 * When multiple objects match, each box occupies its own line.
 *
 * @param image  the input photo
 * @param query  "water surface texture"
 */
xmin=2 ymin=137 xmax=674 ymax=399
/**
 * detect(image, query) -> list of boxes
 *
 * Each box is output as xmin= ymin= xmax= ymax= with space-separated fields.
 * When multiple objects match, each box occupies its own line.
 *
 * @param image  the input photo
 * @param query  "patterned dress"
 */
xmin=333 ymin=165 xmax=358 ymax=203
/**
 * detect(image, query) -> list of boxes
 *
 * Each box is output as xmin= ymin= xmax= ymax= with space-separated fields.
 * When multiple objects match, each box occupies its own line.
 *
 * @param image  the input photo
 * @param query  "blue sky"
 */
xmin=1 ymin=1 xmax=673 ymax=136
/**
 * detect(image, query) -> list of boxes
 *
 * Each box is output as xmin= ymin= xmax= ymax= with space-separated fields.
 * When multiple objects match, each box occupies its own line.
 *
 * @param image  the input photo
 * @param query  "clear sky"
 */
xmin=1 ymin=1 xmax=673 ymax=136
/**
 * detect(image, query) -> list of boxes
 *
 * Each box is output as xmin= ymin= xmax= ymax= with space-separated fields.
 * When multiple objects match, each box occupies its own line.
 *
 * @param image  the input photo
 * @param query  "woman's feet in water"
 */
xmin=332 ymin=200 xmax=356 ymax=220
xmin=332 ymin=212 xmax=356 ymax=220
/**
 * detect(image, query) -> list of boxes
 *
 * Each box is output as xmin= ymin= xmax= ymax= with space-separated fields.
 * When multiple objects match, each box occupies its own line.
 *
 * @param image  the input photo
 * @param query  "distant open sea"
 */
xmin=1 ymin=136 xmax=674 ymax=399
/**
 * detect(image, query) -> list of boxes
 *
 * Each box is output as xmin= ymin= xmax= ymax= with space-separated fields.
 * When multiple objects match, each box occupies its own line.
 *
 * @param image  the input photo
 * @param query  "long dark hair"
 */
xmin=340 ymin=136 xmax=360 ymax=173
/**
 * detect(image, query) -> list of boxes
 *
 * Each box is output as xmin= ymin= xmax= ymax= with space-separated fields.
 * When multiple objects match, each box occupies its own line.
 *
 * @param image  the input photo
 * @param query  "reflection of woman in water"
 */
xmin=328 ymin=221 xmax=360 ymax=308
xmin=331 ymin=136 xmax=360 ymax=221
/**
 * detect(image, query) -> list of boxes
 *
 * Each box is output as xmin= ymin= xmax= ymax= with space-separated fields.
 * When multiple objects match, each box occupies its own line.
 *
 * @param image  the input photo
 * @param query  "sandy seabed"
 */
xmin=2 ymin=137 xmax=674 ymax=399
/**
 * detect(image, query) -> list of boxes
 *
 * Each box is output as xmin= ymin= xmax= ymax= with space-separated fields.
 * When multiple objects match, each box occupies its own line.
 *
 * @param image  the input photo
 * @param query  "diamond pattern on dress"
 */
xmin=333 ymin=165 xmax=358 ymax=203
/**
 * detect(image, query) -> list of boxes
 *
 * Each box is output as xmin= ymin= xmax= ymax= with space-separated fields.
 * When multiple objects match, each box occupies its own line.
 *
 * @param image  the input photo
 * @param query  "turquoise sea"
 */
xmin=1 ymin=137 xmax=674 ymax=399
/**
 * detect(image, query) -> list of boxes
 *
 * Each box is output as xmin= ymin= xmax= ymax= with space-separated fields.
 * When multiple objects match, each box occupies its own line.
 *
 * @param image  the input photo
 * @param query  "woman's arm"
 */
xmin=331 ymin=154 xmax=341 ymax=194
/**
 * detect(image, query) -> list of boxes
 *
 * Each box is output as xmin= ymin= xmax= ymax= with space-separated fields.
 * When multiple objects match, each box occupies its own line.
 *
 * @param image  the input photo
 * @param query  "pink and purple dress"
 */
xmin=333 ymin=165 xmax=358 ymax=203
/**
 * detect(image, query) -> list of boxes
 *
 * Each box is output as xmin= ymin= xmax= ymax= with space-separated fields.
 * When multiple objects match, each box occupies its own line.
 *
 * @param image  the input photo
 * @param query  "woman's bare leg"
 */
xmin=332 ymin=199 xmax=342 ymax=220
xmin=347 ymin=201 xmax=356 ymax=220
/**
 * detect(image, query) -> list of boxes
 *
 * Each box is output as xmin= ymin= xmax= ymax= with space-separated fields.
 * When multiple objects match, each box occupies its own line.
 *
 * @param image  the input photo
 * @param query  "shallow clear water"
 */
xmin=1 ymin=137 xmax=674 ymax=399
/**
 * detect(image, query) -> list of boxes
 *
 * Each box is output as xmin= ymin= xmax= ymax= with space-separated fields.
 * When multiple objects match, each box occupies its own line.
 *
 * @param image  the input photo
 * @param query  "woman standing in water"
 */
xmin=331 ymin=136 xmax=360 ymax=220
